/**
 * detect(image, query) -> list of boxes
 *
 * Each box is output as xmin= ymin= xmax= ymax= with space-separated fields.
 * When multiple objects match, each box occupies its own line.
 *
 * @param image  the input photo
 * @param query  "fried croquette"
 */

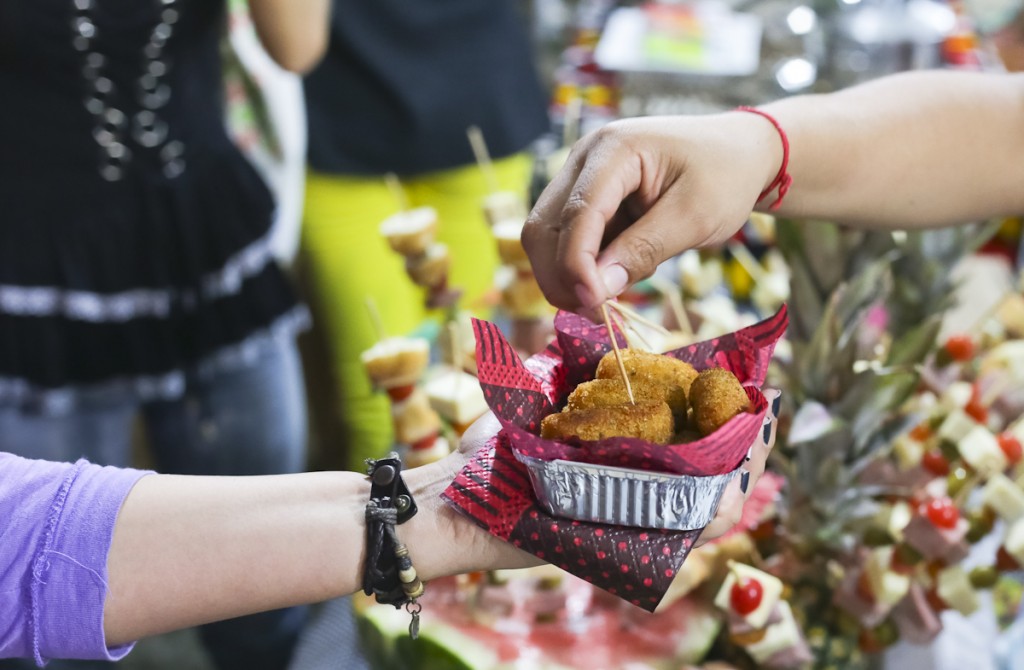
xmin=565 ymin=378 xmax=675 ymax=411
xmin=595 ymin=349 xmax=697 ymax=417
xmin=540 ymin=401 xmax=674 ymax=444
xmin=688 ymin=367 xmax=751 ymax=436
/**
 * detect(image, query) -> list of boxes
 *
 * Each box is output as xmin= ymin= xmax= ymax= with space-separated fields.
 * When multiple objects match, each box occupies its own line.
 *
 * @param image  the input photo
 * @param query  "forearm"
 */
xmin=762 ymin=70 xmax=1024 ymax=227
xmin=103 ymin=456 xmax=524 ymax=646
xmin=246 ymin=0 xmax=330 ymax=73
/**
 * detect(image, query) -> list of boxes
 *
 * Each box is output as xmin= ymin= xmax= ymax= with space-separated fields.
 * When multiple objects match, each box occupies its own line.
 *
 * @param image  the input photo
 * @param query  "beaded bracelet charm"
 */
xmin=363 ymin=453 xmax=425 ymax=638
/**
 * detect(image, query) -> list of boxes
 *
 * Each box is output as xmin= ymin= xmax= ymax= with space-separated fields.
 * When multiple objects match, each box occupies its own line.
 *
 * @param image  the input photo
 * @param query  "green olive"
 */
xmin=946 ymin=466 xmax=970 ymax=497
xmin=969 ymin=565 xmax=999 ymax=589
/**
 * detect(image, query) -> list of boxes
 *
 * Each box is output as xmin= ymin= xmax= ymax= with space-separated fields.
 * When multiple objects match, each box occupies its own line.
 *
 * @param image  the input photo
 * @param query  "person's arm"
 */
xmin=766 ymin=70 xmax=1024 ymax=227
xmin=522 ymin=70 xmax=1024 ymax=313
xmin=246 ymin=0 xmax=331 ymax=74
xmin=103 ymin=415 xmax=535 ymax=647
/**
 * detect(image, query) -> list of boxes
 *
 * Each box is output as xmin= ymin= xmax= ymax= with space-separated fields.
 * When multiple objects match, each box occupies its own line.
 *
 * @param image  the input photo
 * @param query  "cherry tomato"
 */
xmin=997 ymin=546 xmax=1021 ymax=571
xmin=922 ymin=449 xmax=950 ymax=476
xmin=923 ymin=498 xmax=960 ymax=530
xmin=855 ymin=571 xmax=876 ymax=604
xmin=944 ymin=334 xmax=975 ymax=362
xmin=910 ymin=423 xmax=932 ymax=442
xmin=925 ymin=588 xmax=948 ymax=612
xmin=729 ymin=577 xmax=764 ymax=615
xmin=965 ymin=398 xmax=989 ymax=425
xmin=998 ymin=433 xmax=1023 ymax=465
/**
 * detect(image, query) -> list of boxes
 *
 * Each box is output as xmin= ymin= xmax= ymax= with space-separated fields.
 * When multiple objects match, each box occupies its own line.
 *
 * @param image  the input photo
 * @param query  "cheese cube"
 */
xmin=940 ymin=382 xmax=974 ymax=412
xmin=982 ymin=473 xmax=1024 ymax=521
xmin=892 ymin=435 xmax=925 ymax=471
xmin=874 ymin=501 xmax=913 ymax=541
xmin=745 ymin=601 xmax=803 ymax=664
xmin=957 ymin=425 xmax=1008 ymax=475
xmin=714 ymin=562 xmax=784 ymax=630
xmin=423 ymin=368 xmax=488 ymax=425
xmin=936 ymin=566 xmax=979 ymax=616
xmin=865 ymin=548 xmax=911 ymax=607
xmin=937 ymin=409 xmax=979 ymax=444
xmin=1005 ymin=518 xmax=1024 ymax=565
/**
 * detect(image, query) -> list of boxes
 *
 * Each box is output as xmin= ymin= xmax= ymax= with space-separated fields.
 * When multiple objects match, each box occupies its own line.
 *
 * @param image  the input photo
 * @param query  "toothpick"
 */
xmin=606 ymin=302 xmax=653 ymax=351
xmin=649 ymin=276 xmax=694 ymax=337
xmin=447 ymin=321 xmax=461 ymax=369
xmin=609 ymin=298 xmax=672 ymax=336
xmin=727 ymin=243 xmax=767 ymax=283
xmin=384 ymin=173 xmax=409 ymax=212
xmin=562 ymin=95 xmax=583 ymax=148
xmin=601 ymin=302 xmax=635 ymax=405
xmin=365 ymin=297 xmax=387 ymax=342
xmin=466 ymin=126 xmax=500 ymax=194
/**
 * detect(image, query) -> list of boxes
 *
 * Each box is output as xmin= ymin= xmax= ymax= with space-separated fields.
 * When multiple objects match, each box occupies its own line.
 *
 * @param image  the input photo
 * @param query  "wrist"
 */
xmin=731 ymin=108 xmax=789 ymax=203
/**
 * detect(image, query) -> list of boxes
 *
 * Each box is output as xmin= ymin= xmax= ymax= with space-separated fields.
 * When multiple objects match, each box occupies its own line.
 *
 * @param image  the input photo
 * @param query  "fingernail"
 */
xmin=600 ymin=264 xmax=629 ymax=298
xmin=772 ymin=392 xmax=782 ymax=417
xmin=739 ymin=470 xmax=750 ymax=494
xmin=763 ymin=421 xmax=772 ymax=444
xmin=745 ymin=447 xmax=753 ymax=462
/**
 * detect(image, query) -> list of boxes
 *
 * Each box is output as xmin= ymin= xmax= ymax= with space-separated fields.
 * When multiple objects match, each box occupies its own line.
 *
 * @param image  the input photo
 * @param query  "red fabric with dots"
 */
xmin=442 ymin=306 xmax=788 ymax=611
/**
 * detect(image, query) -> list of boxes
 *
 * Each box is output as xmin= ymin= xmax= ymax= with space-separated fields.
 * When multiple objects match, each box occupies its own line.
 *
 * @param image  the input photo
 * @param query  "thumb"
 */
xmin=592 ymin=196 xmax=691 ymax=293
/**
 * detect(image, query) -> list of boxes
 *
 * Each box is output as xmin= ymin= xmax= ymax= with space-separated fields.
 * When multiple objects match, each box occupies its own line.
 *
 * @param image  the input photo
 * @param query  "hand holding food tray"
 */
xmin=442 ymin=305 xmax=787 ymax=611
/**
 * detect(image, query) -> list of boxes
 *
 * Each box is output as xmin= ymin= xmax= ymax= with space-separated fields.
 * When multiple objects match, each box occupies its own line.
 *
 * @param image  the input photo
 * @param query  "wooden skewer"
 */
xmin=365 ymin=297 xmax=387 ymax=342
xmin=647 ymin=276 xmax=694 ymax=337
xmin=608 ymin=306 xmax=638 ymax=350
xmin=608 ymin=300 xmax=671 ymax=335
xmin=466 ymin=126 xmax=500 ymax=195
xmin=562 ymin=95 xmax=583 ymax=148
xmin=384 ymin=173 xmax=409 ymax=212
xmin=447 ymin=321 xmax=462 ymax=369
xmin=606 ymin=302 xmax=654 ymax=351
xmin=601 ymin=302 xmax=635 ymax=405
xmin=727 ymin=243 xmax=768 ymax=283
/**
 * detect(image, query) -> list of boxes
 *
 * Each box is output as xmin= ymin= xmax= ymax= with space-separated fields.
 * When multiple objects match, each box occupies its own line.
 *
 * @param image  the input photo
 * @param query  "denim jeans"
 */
xmin=0 ymin=337 xmax=309 ymax=670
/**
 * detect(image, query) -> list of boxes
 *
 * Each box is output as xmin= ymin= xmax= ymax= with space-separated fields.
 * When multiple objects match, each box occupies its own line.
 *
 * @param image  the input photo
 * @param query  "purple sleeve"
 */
xmin=0 ymin=453 xmax=151 ymax=665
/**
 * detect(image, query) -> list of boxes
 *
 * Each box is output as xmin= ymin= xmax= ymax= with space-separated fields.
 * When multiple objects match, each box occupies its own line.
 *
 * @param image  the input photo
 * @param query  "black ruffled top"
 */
xmin=0 ymin=0 xmax=306 ymax=412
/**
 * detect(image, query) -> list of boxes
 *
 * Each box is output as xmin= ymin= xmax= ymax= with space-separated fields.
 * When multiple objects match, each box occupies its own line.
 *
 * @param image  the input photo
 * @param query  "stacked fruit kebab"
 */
xmin=466 ymin=126 xmax=551 ymax=356
xmin=713 ymin=561 xmax=813 ymax=668
xmin=829 ymin=304 xmax=1024 ymax=653
xmin=360 ymin=332 xmax=451 ymax=468
xmin=378 ymin=175 xmax=460 ymax=309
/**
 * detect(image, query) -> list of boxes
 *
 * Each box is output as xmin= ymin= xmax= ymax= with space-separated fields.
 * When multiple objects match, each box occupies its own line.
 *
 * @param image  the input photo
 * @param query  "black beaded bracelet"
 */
xmin=363 ymin=453 xmax=424 ymax=638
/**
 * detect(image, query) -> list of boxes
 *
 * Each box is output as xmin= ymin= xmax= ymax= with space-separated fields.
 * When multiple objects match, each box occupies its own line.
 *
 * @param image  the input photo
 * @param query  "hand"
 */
xmin=522 ymin=114 xmax=781 ymax=314
xmin=696 ymin=389 xmax=781 ymax=547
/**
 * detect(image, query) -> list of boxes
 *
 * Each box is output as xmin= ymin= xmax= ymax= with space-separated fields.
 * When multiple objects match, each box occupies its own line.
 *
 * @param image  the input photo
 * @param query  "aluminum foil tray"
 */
xmin=513 ymin=450 xmax=740 ymax=531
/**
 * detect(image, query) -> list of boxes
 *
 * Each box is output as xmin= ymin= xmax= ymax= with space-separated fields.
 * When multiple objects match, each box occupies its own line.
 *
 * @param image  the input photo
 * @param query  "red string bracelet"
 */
xmin=735 ymin=106 xmax=792 ymax=211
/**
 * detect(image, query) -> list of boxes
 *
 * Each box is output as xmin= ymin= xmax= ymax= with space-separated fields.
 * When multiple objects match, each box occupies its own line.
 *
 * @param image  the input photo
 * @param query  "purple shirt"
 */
xmin=0 ymin=453 xmax=150 ymax=665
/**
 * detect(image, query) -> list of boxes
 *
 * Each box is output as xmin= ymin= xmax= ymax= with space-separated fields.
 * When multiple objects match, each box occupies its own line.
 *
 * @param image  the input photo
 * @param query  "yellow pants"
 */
xmin=301 ymin=154 xmax=534 ymax=470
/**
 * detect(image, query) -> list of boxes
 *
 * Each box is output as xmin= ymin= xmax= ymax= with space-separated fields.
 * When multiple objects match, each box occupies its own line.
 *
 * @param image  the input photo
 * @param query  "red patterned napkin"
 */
xmin=442 ymin=306 xmax=788 ymax=611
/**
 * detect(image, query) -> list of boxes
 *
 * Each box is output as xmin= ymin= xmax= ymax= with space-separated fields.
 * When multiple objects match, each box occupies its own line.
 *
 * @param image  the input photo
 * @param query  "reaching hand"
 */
xmin=522 ymin=113 xmax=781 ymax=314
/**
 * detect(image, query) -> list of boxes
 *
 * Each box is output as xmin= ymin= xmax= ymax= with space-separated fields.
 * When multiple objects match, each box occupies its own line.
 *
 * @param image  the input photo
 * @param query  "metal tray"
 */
xmin=513 ymin=450 xmax=740 ymax=531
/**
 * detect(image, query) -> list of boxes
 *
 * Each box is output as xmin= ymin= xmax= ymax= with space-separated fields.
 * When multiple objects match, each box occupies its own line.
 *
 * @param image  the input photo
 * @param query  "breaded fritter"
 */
xmin=565 ymin=378 xmax=676 ymax=411
xmin=540 ymin=401 xmax=674 ymax=444
xmin=595 ymin=349 xmax=697 ymax=417
xmin=688 ymin=367 xmax=750 ymax=436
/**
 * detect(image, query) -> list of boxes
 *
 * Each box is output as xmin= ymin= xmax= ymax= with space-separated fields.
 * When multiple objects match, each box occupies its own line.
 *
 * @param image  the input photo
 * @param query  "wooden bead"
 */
xmin=399 ymin=566 xmax=418 ymax=584
xmin=404 ymin=580 xmax=424 ymax=599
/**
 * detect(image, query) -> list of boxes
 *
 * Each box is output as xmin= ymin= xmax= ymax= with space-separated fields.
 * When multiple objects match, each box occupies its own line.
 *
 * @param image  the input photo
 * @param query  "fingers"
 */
xmin=695 ymin=389 xmax=781 ymax=547
xmin=457 ymin=412 xmax=501 ymax=457
xmin=523 ymin=124 xmax=646 ymax=313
